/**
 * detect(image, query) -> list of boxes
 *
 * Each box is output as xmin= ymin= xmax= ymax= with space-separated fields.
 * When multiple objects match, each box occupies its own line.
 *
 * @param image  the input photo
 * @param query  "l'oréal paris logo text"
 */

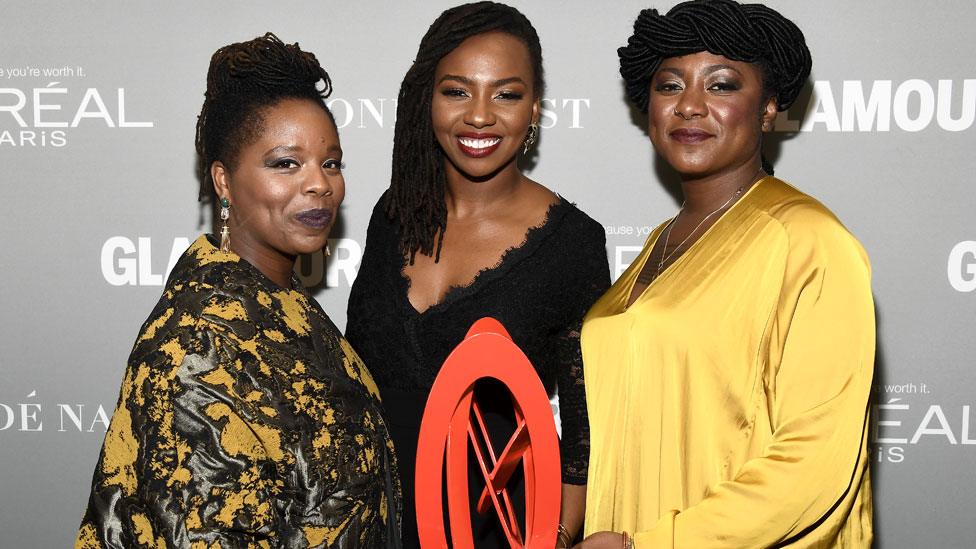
xmin=775 ymin=79 xmax=975 ymax=133
xmin=100 ymin=236 xmax=362 ymax=288
xmin=325 ymin=97 xmax=591 ymax=129
xmin=0 ymin=78 xmax=154 ymax=147
xmin=872 ymin=382 xmax=975 ymax=464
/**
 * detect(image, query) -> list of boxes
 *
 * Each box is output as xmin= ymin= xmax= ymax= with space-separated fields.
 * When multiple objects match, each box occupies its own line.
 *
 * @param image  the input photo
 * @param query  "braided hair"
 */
xmin=386 ymin=1 xmax=544 ymax=263
xmin=195 ymin=33 xmax=334 ymax=207
xmin=618 ymin=0 xmax=812 ymax=174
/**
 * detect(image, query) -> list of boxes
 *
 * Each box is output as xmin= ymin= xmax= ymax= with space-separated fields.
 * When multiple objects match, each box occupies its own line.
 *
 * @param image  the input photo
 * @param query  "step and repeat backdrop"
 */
xmin=2 ymin=1 xmax=973 ymax=547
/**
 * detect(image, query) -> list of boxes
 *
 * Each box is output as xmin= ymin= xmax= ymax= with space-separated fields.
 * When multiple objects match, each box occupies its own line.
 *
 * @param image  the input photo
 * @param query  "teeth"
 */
xmin=458 ymin=137 xmax=501 ymax=149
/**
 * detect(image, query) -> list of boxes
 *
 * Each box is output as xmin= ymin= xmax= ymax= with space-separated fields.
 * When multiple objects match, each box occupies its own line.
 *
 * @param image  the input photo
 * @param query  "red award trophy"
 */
xmin=415 ymin=317 xmax=561 ymax=548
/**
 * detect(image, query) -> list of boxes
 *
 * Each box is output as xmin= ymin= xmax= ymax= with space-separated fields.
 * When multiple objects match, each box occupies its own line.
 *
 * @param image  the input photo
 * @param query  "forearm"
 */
xmin=559 ymin=482 xmax=587 ymax=546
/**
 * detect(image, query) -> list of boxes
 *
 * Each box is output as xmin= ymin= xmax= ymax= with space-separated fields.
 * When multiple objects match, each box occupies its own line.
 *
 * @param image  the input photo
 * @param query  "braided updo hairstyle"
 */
xmin=618 ymin=0 xmax=811 ymax=174
xmin=195 ymin=33 xmax=334 ymax=207
xmin=386 ymin=2 xmax=544 ymax=263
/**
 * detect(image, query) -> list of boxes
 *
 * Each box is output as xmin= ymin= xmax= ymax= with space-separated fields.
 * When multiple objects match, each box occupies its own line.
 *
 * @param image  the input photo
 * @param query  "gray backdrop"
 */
xmin=2 ymin=1 xmax=974 ymax=547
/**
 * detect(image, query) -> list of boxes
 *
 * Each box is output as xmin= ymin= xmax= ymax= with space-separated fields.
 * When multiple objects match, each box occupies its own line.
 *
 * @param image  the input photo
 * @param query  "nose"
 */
xmin=674 ymin=86 xmax=707 ymax=120
xmin=302 ymin=165 xmax=336 ymax=197
xmin=463 ymin=93 xmax=496 ymax=128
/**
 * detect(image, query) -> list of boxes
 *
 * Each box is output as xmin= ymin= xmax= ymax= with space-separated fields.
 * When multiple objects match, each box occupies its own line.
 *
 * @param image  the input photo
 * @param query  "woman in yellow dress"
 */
xmin=578 ymin=1 xmax=873 ymax=547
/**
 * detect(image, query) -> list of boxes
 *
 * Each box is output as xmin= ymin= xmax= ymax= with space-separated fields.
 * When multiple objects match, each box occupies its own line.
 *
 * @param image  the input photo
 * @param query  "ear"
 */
xmin=531 ymin=97 xmax=541 ymax=126
xmin=211 ymin=161 xmax=231 ymax=202
xmin=761 ymin=96 xmax=778 ymax=133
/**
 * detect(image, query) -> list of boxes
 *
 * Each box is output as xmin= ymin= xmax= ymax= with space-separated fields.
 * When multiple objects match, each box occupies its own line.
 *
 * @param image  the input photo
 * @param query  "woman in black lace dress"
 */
xmin=346 ymin=3 xmax=610 ymax=548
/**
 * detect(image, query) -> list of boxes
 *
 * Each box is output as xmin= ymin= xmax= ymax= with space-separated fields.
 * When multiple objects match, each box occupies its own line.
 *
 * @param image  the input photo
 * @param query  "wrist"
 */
xmin=557 ymin=523 xmax=573 ymax=547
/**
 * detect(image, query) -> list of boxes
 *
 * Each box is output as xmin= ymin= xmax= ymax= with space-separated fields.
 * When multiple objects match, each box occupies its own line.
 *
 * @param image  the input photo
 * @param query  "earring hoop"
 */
xmin=522 ymin=122 xmax=539 ymax=154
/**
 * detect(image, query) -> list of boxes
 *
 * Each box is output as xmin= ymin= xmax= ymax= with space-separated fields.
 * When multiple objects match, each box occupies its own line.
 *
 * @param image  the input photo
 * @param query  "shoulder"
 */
xmin=543 ymin=197 xmax=610 ymax=286
xmin=144 ymin=236 xmax=231 ymax=325
xmin=752 ymin=178 xmax=853 ymax=239
xmin=165 ymin=235 xmax=250 ymax=293
xmin=362 ymin=190 xmax=398 ymax=242
xmin=751 ymin=177 xmax=870 ymax=270
xmin=129 ymin=287 xmax=233 ymax=372
xmin=131 ymin=236 xmax=257 ymax=361
xmin=550 ymin=195 xmax=607 ymax=246
xmin=353 ymin=192 xmax=401 ymax=287
xmin=369 ymin=189 xmax=389 ymax=220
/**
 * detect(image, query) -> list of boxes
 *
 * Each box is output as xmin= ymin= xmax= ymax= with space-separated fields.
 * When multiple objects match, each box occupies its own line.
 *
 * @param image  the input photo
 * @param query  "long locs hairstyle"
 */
xmin=385 ymin=2 xmax=544 ymax=263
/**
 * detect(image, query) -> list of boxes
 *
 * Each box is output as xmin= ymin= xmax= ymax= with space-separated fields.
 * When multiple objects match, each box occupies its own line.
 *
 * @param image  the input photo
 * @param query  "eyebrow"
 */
xmin=704 ymin=64 xmax=743 ymax=76
xmin=266 ymin=145 xmax=300 ymax=155
xmin=438 ymin=74 xmax=527 ymax=87
xmin=657 ymin=67 xmax=683 ymax=78
xmin=264 ymin=144 xmax=342 ymax=156
xmin=656 ymin=64 xmax=744 ymax=78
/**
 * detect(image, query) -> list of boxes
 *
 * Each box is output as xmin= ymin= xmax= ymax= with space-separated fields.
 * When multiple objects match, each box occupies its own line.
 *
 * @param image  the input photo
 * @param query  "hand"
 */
xmin=570 ymin=531 xmax=625 ymax=549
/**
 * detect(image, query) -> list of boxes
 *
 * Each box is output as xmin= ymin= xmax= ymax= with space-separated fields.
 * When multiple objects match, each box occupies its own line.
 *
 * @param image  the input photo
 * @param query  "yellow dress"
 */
xmin=582 ymin=177 xmax=874 ymax=548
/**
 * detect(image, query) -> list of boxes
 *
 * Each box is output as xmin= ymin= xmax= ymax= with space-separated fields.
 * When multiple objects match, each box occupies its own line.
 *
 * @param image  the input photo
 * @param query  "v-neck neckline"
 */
xmin=620 ymin=176 xmax=769 ymax=312
xmin=397 ymin=197 xmax=569 ymax=317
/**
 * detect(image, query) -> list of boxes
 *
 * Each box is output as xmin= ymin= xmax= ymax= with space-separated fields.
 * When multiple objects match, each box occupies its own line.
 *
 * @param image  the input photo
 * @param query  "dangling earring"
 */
xmin=522 ymin=122 xmax=539 ymax=154
xmin=219 ymin=197 xmax=231 ymax=252
xmin=324 ymin=242 xmax=331 ymax=257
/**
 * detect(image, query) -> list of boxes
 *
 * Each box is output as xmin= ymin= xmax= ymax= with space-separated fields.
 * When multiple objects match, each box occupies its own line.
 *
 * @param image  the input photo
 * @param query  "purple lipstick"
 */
xmin=295 ymin=208 xmax=333 ymax=229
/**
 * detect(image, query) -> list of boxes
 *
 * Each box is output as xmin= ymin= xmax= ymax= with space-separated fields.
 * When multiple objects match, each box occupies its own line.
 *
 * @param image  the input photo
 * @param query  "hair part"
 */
xmin=385 ymin=1 xmax=544 ymax=263
xmin=195 ymin=33 xmax=334 ymax=207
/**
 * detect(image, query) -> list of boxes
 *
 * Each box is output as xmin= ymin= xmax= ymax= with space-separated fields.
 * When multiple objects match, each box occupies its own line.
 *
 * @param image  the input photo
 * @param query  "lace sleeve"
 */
xmin=556 ymin=212 xmax=612 ymax=485
xmin=555 ymin=318 xmax=591 ymax=485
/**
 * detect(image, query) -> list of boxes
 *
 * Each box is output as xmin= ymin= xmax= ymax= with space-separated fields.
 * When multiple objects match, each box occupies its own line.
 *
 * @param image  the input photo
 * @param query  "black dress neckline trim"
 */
xmin=396 ymin=196 xmax=574 ymax=317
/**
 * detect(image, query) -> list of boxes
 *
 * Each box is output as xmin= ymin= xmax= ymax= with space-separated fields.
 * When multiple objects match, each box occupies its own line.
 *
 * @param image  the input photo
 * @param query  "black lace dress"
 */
xmin=346 ymin=196 xmax=610 ymax=548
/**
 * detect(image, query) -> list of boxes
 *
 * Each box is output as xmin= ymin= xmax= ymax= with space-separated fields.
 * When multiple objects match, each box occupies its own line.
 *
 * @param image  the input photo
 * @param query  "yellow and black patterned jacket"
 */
xmin=76 ymin=235 xmax=401 ymax=548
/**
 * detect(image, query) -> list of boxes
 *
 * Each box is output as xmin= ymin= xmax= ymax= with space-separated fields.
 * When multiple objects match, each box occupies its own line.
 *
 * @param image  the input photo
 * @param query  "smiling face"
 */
xmin=431 ymin=31 xmax=540 ymax=181
xmin=647 ymin=51 xmax=777 ymax=178
xmin=212 ymin=97 xmax=344 ymax=261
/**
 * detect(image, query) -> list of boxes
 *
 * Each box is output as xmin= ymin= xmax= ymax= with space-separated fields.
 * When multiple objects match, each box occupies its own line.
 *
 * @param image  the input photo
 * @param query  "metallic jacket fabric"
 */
xmin=76 ymin=235 xmax=400 ymax=548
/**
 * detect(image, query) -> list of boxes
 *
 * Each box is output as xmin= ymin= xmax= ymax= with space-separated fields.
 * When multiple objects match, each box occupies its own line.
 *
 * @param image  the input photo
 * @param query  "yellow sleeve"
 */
xmin=635 ymin=215 xmax=875 ymax=548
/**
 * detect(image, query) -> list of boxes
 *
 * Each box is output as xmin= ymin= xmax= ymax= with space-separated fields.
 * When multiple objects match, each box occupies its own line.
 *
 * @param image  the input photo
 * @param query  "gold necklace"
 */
xmin=639 ymin=170 xmax=765 ymax=285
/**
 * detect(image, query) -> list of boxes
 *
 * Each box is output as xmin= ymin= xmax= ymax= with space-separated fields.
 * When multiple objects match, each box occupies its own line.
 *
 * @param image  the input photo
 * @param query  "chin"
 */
xmin=287 ymin=233 xmax=331 ymax=256
xmin=672 ymin=164 xmax=717 ymax=178
xmin=660 ymin=155 xmax=714 ymax=177
xmin=448 ymin=154 xmax=516 ymax=182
